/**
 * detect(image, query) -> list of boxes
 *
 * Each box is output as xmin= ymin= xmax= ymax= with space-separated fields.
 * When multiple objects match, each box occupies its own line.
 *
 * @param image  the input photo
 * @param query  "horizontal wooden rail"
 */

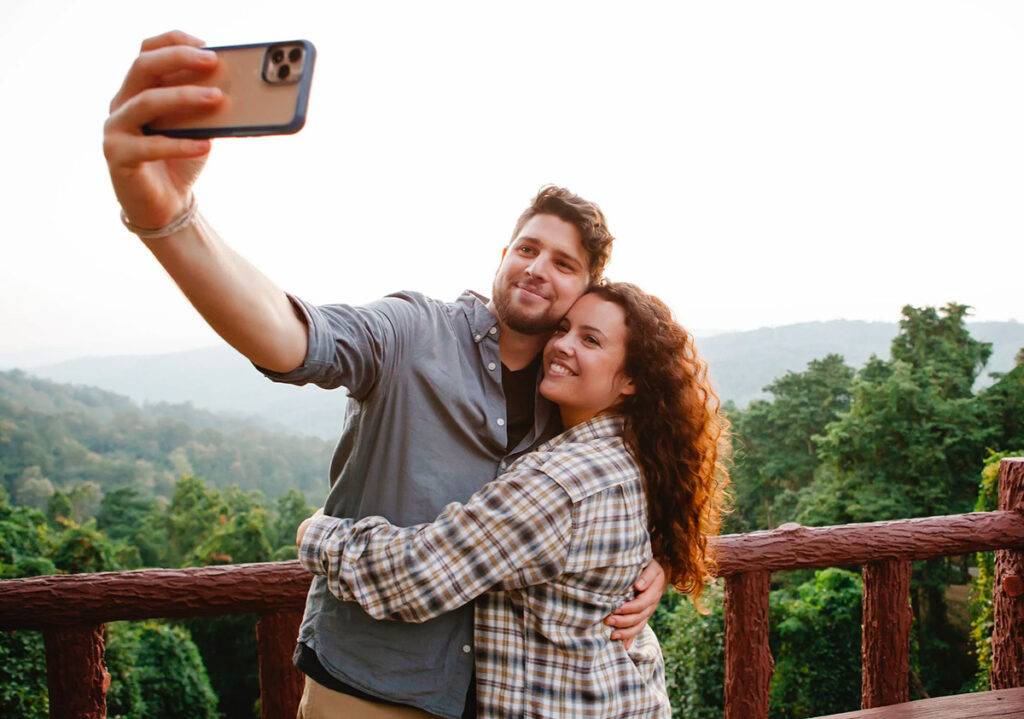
xmin=0 ymin=561 xmax=311 ymax=630
xmin=2 ymin=510 xmax=1023 ymax=631
xmin=713 ymin=509 xmax=1024 ymax=576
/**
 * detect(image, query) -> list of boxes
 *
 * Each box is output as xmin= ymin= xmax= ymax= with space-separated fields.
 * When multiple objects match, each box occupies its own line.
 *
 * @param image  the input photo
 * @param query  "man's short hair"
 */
xmin=511 ymin=185 xmax=614 ymax=284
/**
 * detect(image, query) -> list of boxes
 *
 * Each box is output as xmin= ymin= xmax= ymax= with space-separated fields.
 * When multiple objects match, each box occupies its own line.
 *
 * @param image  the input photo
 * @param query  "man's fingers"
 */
xmin=109 ymin=85 xmax=222 ymax=134
xmin=633 ymin=558 xmax=665 ymax=592
xmin=610 ymin=618 xmax=648 ymax=642
xmin=111 ymin=45 xmax=218 ymax=112
xmin=104 ymin=133 xmax=211 ymax=168
xmin=140 ymin=30 xmax=205 ymax=53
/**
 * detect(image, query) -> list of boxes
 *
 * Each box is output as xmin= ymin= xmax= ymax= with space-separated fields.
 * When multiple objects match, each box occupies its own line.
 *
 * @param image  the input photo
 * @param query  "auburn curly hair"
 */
xmin=589 ymin=282 xmax=730 ymax=610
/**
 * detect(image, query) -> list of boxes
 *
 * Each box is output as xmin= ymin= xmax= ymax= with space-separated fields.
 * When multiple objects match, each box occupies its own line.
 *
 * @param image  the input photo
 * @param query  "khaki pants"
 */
xmin=296 ymin=676 xmax=441 ymax=719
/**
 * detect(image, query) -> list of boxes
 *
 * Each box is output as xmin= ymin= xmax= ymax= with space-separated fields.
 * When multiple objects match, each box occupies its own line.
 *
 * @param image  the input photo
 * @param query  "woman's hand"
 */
xmin=296 ymin=507 xmax=326 ymax=550
xmin=605 ymin=558 xmax=667 ymax=650
xmin=103 ymin=30 xmax=223 ymax=229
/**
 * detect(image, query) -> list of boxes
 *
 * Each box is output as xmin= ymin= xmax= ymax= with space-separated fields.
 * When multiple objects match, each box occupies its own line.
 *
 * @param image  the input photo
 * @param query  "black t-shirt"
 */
xmin=295 ymin=356 xmax=540 ymax=717
xmin=502 ymin=356 xmax=540 ymax=453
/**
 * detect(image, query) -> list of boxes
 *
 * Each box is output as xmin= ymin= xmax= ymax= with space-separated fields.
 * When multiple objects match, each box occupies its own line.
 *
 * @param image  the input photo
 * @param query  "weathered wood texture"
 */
xmin=811 ymin=686 xmax=1024 ymax=718
xmin=861 ymin=559 xmax=911 ymax=708
xmin=43 ymin=624 xmax=107 ymax=719
xmin=0 ymin=561 xmax=312 ymax=630
xmin=713 ymin=510 xmax=1024 ymax=577
xmin=992 ymin=458 xmax=1024 ymax=689
xmin=256 ymin=610 xmax=304 ymax=719
xmin=724 ymin=571 xmax=773 ymax=719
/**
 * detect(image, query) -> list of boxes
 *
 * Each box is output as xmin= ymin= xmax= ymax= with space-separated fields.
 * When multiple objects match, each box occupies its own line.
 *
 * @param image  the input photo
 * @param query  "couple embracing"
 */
xmin=106 ymin=30 xmax=729 ymax=719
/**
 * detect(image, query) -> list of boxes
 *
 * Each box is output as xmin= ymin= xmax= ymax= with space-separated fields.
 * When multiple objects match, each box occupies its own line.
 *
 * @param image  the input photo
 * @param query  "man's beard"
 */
xmin=492 ymin=283 xmax=559 ymax=335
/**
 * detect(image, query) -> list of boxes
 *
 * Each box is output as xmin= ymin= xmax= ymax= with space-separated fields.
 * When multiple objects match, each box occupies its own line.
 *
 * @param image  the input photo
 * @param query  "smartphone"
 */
xmin=144 ymin=40 xmax=316 ymax=138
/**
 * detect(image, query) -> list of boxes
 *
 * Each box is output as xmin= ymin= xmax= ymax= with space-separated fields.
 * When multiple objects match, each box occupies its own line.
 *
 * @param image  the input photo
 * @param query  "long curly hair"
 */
xmin=589 ymin=282 xmax=730 ymax=609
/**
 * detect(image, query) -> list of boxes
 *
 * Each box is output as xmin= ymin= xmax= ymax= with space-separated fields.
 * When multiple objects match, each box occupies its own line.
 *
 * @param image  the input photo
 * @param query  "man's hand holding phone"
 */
xmin=103 ymin=30 xmax=222 ymax=232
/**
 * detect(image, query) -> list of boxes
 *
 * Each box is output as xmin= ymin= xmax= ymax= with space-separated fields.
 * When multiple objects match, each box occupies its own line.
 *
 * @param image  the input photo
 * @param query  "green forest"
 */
xmin=1 ymin=302 xmax=1022 ymax=718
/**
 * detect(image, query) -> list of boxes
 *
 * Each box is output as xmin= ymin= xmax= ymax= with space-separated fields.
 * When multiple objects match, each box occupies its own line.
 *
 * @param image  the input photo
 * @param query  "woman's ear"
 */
xmin=618 ymin=375 xmax=636 ymax=398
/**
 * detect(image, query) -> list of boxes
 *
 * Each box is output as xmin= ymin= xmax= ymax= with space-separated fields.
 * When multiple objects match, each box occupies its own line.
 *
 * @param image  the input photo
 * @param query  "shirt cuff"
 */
xmin=298 ymin=515 xmax=347 ymax=576
xmin=252 ymin=293 xmax=333 ymax=384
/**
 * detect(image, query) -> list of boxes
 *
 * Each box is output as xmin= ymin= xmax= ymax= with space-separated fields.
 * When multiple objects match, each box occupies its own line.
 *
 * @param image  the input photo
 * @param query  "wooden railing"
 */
xmin=1 ymin=458 xmax=1022 ymax=719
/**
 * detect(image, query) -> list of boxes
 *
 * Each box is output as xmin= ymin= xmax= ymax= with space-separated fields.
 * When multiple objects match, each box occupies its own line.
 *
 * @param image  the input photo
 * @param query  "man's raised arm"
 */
xmin=103 ymin=30 xmax=307 ymax=373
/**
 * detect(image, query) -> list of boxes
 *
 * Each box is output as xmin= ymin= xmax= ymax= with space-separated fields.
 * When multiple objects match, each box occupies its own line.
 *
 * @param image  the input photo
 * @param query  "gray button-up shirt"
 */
xmin=259 ymin=289 xmax=558 ymax=719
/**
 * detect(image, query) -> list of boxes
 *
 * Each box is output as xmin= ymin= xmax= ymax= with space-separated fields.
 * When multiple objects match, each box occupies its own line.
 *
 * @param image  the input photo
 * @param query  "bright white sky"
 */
xmin=1 ymin=0 xmax=1021 ymax=364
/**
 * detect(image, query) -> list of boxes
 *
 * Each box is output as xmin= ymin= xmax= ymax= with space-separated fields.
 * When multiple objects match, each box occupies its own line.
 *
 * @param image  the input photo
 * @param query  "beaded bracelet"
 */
xmin=120 ymin=194 xmax=199 ymax=240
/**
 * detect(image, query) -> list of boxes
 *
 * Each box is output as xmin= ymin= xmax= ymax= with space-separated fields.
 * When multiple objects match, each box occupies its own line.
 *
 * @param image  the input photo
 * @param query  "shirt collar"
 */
xmin=458 ymin=290 xmax=500 ymax=344
xmin=539 ymin=413 xmax=625 ymax=451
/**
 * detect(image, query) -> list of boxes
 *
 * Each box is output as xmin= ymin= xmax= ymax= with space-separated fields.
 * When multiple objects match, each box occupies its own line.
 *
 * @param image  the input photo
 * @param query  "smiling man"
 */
xmin=104 ymin=30 xmax=665 ymax=719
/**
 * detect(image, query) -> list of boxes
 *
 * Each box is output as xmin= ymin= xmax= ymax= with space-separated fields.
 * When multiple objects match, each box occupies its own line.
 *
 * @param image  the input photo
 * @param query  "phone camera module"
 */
xmin=289 ymin=47 xmax=302 ymax=63
xmin=272 ymin=49 xmax=285 ymax=64
xmin=277 ymin=64 xmax=291 ymax=80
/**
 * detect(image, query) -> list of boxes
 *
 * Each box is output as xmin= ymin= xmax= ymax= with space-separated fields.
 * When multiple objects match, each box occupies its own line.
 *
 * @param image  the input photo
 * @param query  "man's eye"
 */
xmin=518 ymin=245 xmax=535 ymax=255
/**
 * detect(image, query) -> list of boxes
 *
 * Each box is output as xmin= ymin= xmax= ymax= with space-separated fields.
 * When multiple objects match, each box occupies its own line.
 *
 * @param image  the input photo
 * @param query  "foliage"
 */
xmin=728 ymin=354 xmax=854 ymax=531
xmin=52 ymin=521 xmax=122 ymax=574
xmin=768 ymin=568 xmax=863 ymax=718
xmin=0 ymin=369 xmax=332 ymax=504
xmin=969 ymin=451 xmax=1023 ymax=691
xmin=106 ymin=621 xmax=219 ymax=719
xmin=658 ymin=583 xmax=725 ymax=719
xmin=0 ymin=630 xmax=47 ymax=718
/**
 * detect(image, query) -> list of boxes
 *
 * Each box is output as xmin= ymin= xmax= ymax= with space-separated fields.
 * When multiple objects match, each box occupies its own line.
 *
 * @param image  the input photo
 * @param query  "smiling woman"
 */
xmin=296 ymin=281 xmax=729 ymax=718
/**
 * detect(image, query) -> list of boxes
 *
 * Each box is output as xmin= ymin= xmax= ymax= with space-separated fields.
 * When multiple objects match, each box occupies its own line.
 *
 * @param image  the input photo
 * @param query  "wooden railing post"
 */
xmin=42 ymin=624 xmax=107 ymax=719
xmin=861 ymin=558 xmax=911 ymax=707
xmin=724 ymin=570 xmax=773 ymax=719
xmin=993 ymin=458 xmax=1024 ymax=689
xmin=256 ymin=610 xmax=305 ymax=719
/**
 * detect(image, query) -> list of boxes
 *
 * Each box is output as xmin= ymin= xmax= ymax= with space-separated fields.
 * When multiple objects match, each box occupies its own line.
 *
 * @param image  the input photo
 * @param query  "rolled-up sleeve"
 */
xmin=254 ymin=292 xmax=428 ymax=400
xmin=297 ymin=468 xmax=574 ymax=623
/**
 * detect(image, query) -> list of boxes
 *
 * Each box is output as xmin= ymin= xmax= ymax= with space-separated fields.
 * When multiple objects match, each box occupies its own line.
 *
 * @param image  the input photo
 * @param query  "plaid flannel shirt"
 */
xmin=299 ymin=414 xmax=671 ymax=718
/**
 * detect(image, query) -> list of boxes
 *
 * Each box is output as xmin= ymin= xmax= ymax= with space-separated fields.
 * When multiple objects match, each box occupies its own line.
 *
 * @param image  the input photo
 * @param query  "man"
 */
xmin=104 ymin=30 xmax=665 ymax=719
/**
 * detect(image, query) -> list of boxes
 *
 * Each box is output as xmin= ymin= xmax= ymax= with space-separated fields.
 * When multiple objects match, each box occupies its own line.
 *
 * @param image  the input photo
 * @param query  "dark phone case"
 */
xmin=143 ymin=40 xmax=316 ymax=138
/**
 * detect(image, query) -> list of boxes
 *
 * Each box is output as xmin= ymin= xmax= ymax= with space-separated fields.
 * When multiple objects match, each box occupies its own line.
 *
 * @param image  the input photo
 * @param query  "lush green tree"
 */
xmin=46 ymin=490 xmax=73 ymax=526
xmin=52 ymin=522 xmax=121 ymax=574
xmin=166 ymin=476 xmax=225 ymax=566
xmin=978 ymin=353 xmax=1024 ymax=451
xmin=269 ymin=488 xmax=313 ymax=557
xmin=729 ymin=354 xmax=854 ymax=531
xmin=659 ymin=584 xmax=725 ymax=719
xmin=0 ymin=630 xmax=47 ymax=718
xmin=105 ymin=621 xmax=219 ymax=719
xmin=97 ymin=487 xmax=166 ymax=567
xmin=768 ymin=568 xmax=862 ymax=718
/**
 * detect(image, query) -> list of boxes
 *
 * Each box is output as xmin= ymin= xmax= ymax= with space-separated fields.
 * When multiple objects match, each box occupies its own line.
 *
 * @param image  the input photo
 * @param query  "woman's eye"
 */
xmin=585 ymin=335 xmax=600 ymax=346
xmin=553 ymin=326 xmax=568 ymax=335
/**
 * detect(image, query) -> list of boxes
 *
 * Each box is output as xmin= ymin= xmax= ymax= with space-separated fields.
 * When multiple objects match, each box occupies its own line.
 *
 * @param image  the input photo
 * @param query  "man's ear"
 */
xmin=500 ymin=246 xmax=508 ymax=261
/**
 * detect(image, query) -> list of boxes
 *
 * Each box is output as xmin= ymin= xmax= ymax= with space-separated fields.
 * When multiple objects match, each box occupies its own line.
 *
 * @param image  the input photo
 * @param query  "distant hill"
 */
xmin=20 ymin=320 xmax=1024 ymax=435
xmin=697 ymin=320 xmax=1023 ymax=405
xmin=26 ymin=347 xmax=349 ymax=440
xmin=0 ymin=369 xmax=333 ymax=501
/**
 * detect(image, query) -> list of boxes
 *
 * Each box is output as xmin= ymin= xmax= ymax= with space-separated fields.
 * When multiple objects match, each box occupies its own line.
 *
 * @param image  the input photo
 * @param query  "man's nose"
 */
xmin=524 ymin=253 xmax=551 ymax=279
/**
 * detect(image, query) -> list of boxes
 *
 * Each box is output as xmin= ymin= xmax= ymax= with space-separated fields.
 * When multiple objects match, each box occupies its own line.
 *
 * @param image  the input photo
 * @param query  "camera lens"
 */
xmin=277 ymin=64 xmax=290 ymax=80
xmin=271 ymin=49 xmax=284 ymax=64
xmin=289 ymin=47 xmax=302 ymax=63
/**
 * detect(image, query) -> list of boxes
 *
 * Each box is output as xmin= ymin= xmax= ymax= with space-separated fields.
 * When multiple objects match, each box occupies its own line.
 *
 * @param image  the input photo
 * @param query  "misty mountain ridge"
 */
xmin=21 ymin=319 xmax=1024 ymax=439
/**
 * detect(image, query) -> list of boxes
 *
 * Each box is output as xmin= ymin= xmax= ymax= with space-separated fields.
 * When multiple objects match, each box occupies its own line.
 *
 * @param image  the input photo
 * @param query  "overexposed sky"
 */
xmin=1 ymin=0 xmax=1021 ymax=363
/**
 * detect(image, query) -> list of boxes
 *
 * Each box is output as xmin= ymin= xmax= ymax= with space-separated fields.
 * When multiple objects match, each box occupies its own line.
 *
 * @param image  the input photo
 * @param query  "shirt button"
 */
xmin=474 ymin=334 xmax=481 ymax=342
xmin=500 ymin=461 xmax=508 ymax=470
xmin=462 ymin=644 xmax=472 ymax=653
xmin=496 ymin=418 xmax=505 ymax=427
xmin=487 ymin=362 xmax=497 ymax=371
xmin=489 ymin=327 xmax=497 ymax=335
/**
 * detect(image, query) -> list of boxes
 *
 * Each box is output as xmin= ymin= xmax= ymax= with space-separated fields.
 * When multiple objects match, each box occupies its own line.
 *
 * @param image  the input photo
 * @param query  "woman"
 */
xmin=297 ymin=282 xmax=729 ymax=718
